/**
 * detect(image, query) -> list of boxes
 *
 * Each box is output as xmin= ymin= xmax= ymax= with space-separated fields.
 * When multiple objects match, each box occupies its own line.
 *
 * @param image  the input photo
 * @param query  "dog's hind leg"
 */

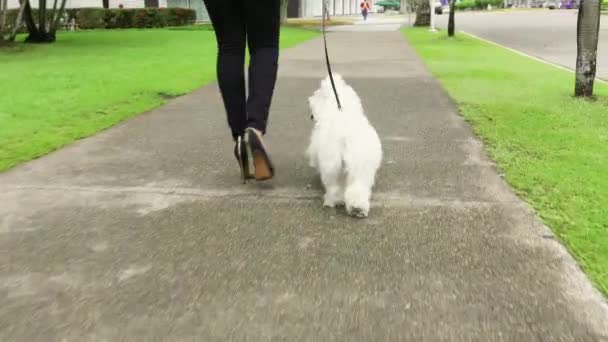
xmin=344 ymin=170 xmax=374 ymax=218
xmin=319 ymin=157 xmax=344 ymax=208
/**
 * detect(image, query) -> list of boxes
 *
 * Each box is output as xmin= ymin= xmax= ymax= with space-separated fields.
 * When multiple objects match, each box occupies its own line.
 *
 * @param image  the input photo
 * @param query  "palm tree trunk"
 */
xmin=448 ymin=0 xmax=456 ymax=36
xmin=575 ymin=0 xmax=601 ymax=97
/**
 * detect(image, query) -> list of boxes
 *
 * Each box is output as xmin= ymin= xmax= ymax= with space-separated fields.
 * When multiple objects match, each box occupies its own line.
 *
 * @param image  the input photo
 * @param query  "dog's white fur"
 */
xmin=307 ymin=74 xmax=382 ymax=218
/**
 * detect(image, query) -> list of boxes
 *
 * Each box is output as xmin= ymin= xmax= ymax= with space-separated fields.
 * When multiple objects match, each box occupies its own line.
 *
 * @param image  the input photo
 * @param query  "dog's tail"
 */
xmin=322 ymin=0 xmax=342 ymax=110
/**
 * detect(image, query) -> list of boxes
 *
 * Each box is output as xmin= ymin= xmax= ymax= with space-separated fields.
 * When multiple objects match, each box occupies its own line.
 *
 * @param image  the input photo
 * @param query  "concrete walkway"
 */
xmin=1 ymin=21 xmax=608 ymax=341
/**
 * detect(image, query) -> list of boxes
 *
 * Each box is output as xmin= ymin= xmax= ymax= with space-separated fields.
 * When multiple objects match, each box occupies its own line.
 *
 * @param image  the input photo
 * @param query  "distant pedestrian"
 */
xmin=360 ymin=0 xmax=370 ymax=20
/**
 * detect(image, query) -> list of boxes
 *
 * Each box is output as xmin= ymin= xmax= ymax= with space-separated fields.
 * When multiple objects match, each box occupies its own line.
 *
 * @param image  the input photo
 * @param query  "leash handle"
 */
xmin=322 ymin=0 xmax=342 ymax=110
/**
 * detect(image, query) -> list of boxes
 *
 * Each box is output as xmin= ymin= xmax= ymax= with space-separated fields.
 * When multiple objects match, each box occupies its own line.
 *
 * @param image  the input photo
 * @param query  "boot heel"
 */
xmin=234 ymin=136 xmax=254 ymax=183
xmin=245 ymin=128 xmax=275 ymax=181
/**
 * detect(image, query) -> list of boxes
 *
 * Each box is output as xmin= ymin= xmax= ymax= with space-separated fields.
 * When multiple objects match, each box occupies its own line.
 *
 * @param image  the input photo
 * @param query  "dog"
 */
xmin=306 ymin=74 xmax=382 ymax=218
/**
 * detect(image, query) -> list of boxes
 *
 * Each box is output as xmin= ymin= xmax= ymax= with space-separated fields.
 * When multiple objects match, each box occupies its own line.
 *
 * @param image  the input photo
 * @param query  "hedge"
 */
xmin=456 ymin=0 xmax=503 ymax=10
xmin=2 ymin=7 xmax=196 ymax=32
xmin=72 ymin=7 xmax=196 ymax=29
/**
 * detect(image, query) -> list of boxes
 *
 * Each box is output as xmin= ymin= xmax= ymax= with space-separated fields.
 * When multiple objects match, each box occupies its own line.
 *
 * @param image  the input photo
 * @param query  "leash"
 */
xmin=322 ymin=0 xmax=342 ymax=110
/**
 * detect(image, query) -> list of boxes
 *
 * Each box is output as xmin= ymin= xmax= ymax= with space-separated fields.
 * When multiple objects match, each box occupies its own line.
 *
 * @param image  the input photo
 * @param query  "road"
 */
xmin=436 ymin=10 xmax=608 ymax=80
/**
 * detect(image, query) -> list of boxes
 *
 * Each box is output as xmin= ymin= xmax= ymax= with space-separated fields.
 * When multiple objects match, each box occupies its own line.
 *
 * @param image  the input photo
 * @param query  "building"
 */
xmin=288 ymin=0 xmax=373 ymax=18
xmin=6 ymin=0 xmax=210 ymax=22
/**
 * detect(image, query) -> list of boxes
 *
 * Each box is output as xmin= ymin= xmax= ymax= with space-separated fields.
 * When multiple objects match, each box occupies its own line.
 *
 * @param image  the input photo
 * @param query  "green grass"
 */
xmin=403 ymin=28 xmax=608 ymax=296
xmin=0 ymin=26 xmax=318 ymax=171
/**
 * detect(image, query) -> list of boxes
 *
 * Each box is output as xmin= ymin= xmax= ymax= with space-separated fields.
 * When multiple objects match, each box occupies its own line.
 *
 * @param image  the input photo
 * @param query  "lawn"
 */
xmin=0 ymin=26 xmax=318 ymax=171
xmin=404 ymin=28 xmax=608 ymax=296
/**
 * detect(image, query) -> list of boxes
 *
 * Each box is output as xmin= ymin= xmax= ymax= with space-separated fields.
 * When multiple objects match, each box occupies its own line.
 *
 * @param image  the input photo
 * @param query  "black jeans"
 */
xmin=203 ymin=0 xmax=281 ymax=141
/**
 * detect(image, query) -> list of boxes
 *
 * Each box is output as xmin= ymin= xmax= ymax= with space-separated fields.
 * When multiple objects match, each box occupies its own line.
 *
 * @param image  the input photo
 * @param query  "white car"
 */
xmin=543 ymin=0 xmax=562 ymax=8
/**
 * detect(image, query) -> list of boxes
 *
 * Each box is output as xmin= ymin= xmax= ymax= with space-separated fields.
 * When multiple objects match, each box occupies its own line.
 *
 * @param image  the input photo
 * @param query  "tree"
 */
xmin=280 ymin=0 xmax=289 ymax=23
xmin=447 ymin=0 xmax=456 ymax=36
xmin=21 ymin=0 xmax=67 ymax=43
xmin=0 ymin=0 xmax=10 ymax=44
xmin=574 ymin=0 xmax=602 ymax=97
xmin=414 ymin=0 xmax=430 ymax=26
xmin=0 ymin=0 xmax=27 ymax=45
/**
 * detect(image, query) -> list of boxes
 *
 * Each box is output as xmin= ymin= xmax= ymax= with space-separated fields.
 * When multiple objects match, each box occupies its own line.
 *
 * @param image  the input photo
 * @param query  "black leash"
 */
xmin=322 ymin=0 xmax=342 ymax=110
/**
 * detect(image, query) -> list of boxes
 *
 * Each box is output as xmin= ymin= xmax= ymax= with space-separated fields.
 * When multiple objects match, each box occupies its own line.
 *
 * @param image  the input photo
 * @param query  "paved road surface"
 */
xmin=1 ymin=18 xmax=607 ymax=341
xmin=437 ymin=10 xmax=608 ymax=80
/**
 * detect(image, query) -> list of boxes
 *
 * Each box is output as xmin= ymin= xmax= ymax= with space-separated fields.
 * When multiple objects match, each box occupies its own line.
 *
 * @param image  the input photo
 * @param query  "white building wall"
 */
xmin=7 ymin=0 xmax=167 ymax=9
xmin=302 ymin=0 xmax=361 ymax=17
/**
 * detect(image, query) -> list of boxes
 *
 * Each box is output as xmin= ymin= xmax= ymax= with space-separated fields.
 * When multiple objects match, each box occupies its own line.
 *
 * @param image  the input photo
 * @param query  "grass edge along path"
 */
xmin=403 ymin=28 xmax=608 ymax=297
xmin=0 ymin=26 xmax=318 ymax=172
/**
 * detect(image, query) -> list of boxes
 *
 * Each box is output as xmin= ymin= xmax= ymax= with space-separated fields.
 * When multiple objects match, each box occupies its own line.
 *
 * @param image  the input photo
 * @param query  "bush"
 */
xmin=165 ymin=8 xmax=196 ymax=26
xmin=76 ymin=8 xmax=106 ymax=29
xmin=2 ymin=7 xmax=195 ymax=33
xmin=74 ymin=7 xmax=195 ymax=29
xmin=131 ymin=8 xmax=160 ymax=28
xmin=104 ymin=9 xmax=136 ymax=29
xmin=456 ymin=0 xmax=502 ymax=10
xmin=602 ymin=0 xmax=608 ymax=10
xmin=456 ymin=0 xmax=475 ymax=10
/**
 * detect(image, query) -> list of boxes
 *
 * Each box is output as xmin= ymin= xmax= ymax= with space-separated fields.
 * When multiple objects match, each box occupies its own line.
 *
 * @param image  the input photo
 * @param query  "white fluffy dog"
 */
xmin=306 ymin=74 xmax=382 ymax=218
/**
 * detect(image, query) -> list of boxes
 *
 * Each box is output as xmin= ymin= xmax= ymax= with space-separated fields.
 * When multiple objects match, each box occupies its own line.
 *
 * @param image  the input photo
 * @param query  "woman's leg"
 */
xmin=203 ymin=0 xmax=247 ymax=141
xmin=244 ymin=0 xmax=281 ymax=135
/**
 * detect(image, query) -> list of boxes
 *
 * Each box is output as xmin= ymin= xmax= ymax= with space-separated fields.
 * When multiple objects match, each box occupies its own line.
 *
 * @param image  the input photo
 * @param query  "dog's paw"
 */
xmin=347 ymin=207 xmax=368 ymax=218
xmin=323 ymin=193 xmax=342 ymax=208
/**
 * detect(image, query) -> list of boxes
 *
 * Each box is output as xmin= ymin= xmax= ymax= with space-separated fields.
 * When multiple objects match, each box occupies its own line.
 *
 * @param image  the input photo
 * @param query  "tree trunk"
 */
xmin=49 ymin=0 xmax=66 ymax=34
xmin=280 ymin=0 xmax=288 ymax=23
xmin=23 ymin=0 xmax=65 ymax=43
xmin=102 ymin=0 xmax=109 ymax=8
xmin=8 ymin=0 xmax=27 ymax=41
xmin=0 ymin=0 xmax=8 ymax=41
xmin=448 ymin=0 xmax=455 ymax=36
xmin=414 ymin=0 xmax=430 ymax=26
xmin=39 ymin=0 xmax=46 ymax=31
xmin=575 ymin=0 xmax=601 ymax=97
xmin=23 ymin=0 xmax=38 ymax=34
xmin=49 ymin=0 xmax=58 ymax=30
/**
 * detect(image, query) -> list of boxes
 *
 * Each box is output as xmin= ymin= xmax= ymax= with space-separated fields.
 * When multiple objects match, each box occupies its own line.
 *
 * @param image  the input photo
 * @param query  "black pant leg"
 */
xmin=244 ymin=0 xmax=281 ymax=135
xmin=203 ymin=0 xmax=247 ymax=140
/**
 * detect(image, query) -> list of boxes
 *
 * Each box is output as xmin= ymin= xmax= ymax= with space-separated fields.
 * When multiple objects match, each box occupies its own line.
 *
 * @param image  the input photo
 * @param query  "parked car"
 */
xmin=543 ymin=0 xmax=562 ymax=9
xmin=530 ymin=0 xmax=545 ymax=7
xmin=434 ymin=0 xmax=450 ymax=14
